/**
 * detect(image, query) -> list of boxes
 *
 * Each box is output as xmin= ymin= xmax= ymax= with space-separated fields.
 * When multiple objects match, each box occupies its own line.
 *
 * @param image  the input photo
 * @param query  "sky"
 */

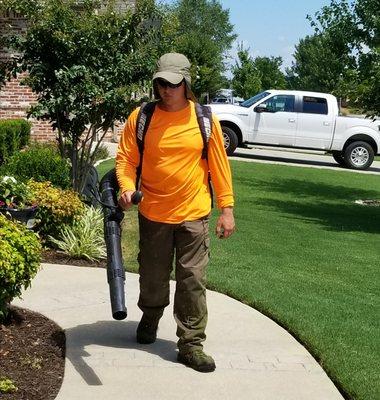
xmin=161 ymin=0 xmax=332 ymax=71
xmin=219 ymin=0 xmax=332 ymax=70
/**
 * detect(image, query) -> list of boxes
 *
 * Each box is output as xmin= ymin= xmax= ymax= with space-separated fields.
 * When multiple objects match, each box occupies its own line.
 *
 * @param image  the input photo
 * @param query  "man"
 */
xmin=116 ymin=53 xmax=235 ymax=372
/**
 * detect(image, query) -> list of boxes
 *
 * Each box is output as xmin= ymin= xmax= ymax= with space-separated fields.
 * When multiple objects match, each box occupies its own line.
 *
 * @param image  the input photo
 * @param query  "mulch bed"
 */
xmin=0 ymin=307 xmax=65 ymax=400
xmin=41 ymin=248 xmax=107 ymax=268
xmin=0 ymin=250 xmax=105 ymax=399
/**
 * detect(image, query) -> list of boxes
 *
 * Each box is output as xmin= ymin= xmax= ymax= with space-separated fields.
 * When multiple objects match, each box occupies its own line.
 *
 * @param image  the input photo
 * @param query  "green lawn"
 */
xmin=97 ymin=158 xmax=380 ymax=400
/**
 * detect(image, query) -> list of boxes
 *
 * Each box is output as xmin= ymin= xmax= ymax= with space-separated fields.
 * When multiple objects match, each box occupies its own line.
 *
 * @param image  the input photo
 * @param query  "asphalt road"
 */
xmin=230 ymin=146 xmax=380 ymax=175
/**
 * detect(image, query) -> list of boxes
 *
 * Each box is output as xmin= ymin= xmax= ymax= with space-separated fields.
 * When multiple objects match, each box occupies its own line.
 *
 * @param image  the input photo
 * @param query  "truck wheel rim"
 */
xmin=351 ymin=147 xmax=369 ymax=166
xmin=223 ymin=132 xmax=230 ymax=149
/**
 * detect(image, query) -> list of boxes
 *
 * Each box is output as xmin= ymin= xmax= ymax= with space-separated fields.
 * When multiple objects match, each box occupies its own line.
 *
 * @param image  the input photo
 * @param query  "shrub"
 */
xmin=0 ymin=119 xmax=31 ymax=164
xmin=0 ymin=176 xmax=35 ymax=209
xmin=27 ymin=180 xmax=85 ymax=239
xmin=49 ymin=205 xmax=106 ymax=261
xmin=91 ymin=143 xmax=110 ymax=163
xmin=1 ymin=142 xmax=71 ymax=189
xmin=0 ymin=214 xmax=41 ymax=321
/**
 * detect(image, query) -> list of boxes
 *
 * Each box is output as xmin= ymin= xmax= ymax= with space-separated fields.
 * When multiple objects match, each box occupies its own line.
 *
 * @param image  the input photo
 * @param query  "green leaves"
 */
xmin=301 ymin=0 xmax=380 ymax=116
xmin=168 ymin=0 xmax=237 ymax=97
xmin=1 ymin=0 xmax=169 ymax=191
xmin=232 ymin=45 xmax=286 ymax=98
xmin=49 ymin=205 xmax=106 ymax=261
xmin=0 ymin=214 xmax=41 ymax=321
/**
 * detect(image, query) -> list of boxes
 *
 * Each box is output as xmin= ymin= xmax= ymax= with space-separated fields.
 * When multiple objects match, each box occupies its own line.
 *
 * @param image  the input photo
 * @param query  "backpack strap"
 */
xmin=135 ymin=101 xmax=156 ymax=188
xmin=194 ymin=103 xmax=214 ymax=207
xmin=194 ymin=103 xmax=212 ymax=160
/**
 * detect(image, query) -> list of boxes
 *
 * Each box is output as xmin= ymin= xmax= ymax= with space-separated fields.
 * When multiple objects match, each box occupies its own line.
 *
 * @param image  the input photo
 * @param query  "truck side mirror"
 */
xmin=254 ymin=103 xmax=268 ymax=113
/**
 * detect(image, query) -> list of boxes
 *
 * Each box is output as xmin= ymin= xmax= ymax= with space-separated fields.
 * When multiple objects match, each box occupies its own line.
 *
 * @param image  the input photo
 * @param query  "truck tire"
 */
xmin=332 ymin=151 xmax=346 ymax=167
xmin=222 ymin=126 xmax=238 ymax=156
xmin=343 ymin=141 xmax=374 ymax=170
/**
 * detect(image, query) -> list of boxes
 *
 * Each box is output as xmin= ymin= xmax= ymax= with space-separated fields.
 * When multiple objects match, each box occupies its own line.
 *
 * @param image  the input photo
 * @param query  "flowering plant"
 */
xmin=0 ymin=176 xmax=36 ymax=209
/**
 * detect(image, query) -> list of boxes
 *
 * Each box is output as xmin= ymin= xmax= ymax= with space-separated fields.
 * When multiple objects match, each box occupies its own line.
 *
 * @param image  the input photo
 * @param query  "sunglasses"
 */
xmin=156 ymin=78 xmax=183 ymax=89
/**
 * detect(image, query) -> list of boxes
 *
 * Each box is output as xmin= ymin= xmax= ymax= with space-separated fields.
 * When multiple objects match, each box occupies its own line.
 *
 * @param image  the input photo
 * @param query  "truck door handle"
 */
xmin=323 ymin=122 xmax=330 ymax=126
xmin=288 ymin=118 xmax=296 ymax=123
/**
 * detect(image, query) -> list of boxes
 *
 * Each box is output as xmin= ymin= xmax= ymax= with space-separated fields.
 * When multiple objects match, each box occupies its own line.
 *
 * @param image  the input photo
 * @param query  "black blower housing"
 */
xmin=99 ymin=168 xmax=127 ymax=320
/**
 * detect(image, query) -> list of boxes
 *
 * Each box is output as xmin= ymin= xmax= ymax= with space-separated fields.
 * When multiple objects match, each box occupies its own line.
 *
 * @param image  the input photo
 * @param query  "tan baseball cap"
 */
xmin=153 ymin=53 xmax=196 ymax=100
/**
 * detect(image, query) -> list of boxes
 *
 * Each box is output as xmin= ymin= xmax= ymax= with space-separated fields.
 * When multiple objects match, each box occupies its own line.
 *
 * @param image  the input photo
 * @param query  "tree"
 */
xmin=231 ymin=46 xmax=261 ymax=99
xmin=308 ymin=0 xmax=380 ymax=116
xmin=231 ymin=45 xmax=286 ymax=98
xmin=0 ymin=0 xmax=170 ymax=191
xmin=168 ymin=0 xmax=237 ymax=98
xmin=286 ymin=33 xmax=350 ymax=94
xmin=254 ymin=56 xmax=286 ymax=90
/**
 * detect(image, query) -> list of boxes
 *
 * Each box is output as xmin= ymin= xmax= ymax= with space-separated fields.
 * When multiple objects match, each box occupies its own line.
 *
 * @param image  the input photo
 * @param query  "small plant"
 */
xmin=20 ymin=355 xmax=43 ymax=370
xmin=49 ymin=205 xmax=106 ymax=261
xmin=0 ymin=176 xmax=36 ymax=210
xmin=27 ymin=180 xmax=85 ymax=239
xmin=0 ymin=377 xmax=18 ymax=393
xmin=0 ymin=214 xmax=41 ymax=321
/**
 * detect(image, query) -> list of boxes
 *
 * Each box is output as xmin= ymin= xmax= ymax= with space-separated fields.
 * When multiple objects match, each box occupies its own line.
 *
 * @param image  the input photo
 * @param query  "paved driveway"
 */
xmin=230 ymin=146 xmax=380 ymax=175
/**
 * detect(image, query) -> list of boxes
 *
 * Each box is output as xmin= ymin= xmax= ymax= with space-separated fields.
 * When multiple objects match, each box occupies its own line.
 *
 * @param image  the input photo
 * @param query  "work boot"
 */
xmin=177 ymin=349 xmax=216 ymax=372
xmin=136 ymin=315 xmax=159 ymax=344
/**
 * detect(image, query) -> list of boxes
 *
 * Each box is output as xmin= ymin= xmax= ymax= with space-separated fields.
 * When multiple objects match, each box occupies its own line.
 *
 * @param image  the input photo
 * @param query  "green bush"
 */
xmin=49 ymin=205 xmax=106 ymax=261
xmin=0 ymin=214 xmax=41 ymax=321
xmin=1 ymin=142 xmax=71 ymax=189
xmin=0 ymin=176 xmax=35 ymax=209
xmin=0 ymin=119 xmax=31 ymax=164
xmin=92 ymin=143 xmax=110 ymax=163
xmin=27 ymin=180 xmax=85 ymax=239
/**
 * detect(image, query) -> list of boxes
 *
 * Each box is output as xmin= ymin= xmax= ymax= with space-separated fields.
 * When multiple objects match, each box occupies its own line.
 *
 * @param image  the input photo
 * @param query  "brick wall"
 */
xmin=0 ymin=11 xmax=57 ymax=142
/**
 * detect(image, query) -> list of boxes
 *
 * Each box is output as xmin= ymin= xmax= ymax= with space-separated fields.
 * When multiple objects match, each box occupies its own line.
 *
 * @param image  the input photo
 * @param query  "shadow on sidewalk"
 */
xmin=65 ymin=320 xmax=177 ymax=386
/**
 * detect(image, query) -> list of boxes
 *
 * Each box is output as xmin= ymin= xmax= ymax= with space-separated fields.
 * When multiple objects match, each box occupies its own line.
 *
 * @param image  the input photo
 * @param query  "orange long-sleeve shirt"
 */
xmin=116 ymin=101 xmax=234 ymax=223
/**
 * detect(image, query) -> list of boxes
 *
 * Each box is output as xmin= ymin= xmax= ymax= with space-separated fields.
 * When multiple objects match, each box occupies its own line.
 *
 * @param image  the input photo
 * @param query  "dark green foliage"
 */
xmin=232 ymin=45 xmax=286 ymax=98
xmin=231 ymin=46 xmax=261 ymax=99
xmin=254 ymin=56 xmax=287 ymax=91
xmin=0 ymin=214 xmax=41 ymax=321
xmin=1 ymin=142 xmax=71 ymax=188
xmin=304 ymin=0 xmax=380 ymax=116
xmin=286 ymin=33 xmax=352 ymax=95
xmin=168 ymin=0 xmax=237 ymax=98
xmin=0 ymin=120 xmax=31 ymax=164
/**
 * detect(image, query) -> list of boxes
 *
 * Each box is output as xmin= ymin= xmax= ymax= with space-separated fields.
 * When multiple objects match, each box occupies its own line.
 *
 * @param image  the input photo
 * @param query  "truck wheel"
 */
xmin=343 ymin=141 xmax=374 ymax=170
xmin=332 ymin=151 xmax=346 ymax=167
xmin=222 ymin=126 xmax=238 ymax=156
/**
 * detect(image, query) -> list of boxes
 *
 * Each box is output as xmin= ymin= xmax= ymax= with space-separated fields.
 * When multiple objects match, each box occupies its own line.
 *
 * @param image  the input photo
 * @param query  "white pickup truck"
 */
xmin=209 ymin=90 xmax=380 ymax=170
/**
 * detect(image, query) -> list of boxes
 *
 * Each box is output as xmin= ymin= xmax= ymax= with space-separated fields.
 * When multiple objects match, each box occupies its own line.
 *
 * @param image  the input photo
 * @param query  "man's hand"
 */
xmin=215 ymin=206 xmax=235 ymax=239
xmin=118 ymin=190 xmax=135 ymax=210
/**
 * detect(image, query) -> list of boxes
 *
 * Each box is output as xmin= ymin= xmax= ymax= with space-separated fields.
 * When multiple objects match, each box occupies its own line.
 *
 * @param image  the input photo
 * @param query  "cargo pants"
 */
xmin=137 ymin=213 xmax=210 ymax=353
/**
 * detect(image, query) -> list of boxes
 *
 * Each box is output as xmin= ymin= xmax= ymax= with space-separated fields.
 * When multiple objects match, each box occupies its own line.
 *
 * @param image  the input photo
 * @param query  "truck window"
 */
xmin=260 ymin=95 xmax=295 ymax=112
xmin=241 ymin=91 xmax=270 ymax=108
xmin=302 ymin=96 xmax=328 ymax=114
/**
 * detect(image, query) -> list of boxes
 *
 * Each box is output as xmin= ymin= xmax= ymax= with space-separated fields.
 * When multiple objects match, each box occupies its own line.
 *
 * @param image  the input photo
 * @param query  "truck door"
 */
xmin=250 ymin=94 xmax=297 ymax=145
xmin=295 ymin=96 xmax=334 ymax=148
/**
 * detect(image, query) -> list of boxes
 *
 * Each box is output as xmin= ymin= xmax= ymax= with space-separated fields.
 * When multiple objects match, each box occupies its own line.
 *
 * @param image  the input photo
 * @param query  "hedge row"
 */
xmin=0 ymin=119 xmax=31 ymax=164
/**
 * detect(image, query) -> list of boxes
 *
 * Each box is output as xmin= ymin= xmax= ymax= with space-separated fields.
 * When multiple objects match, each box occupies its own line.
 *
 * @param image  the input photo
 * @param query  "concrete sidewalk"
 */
xmin=14 ymin=263 xmax=343 ymax=400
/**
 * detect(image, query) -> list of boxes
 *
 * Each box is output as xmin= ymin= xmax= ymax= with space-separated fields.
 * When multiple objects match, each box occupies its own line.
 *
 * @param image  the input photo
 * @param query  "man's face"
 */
xmin=156 ymin=79 xmax=187 ymax=105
